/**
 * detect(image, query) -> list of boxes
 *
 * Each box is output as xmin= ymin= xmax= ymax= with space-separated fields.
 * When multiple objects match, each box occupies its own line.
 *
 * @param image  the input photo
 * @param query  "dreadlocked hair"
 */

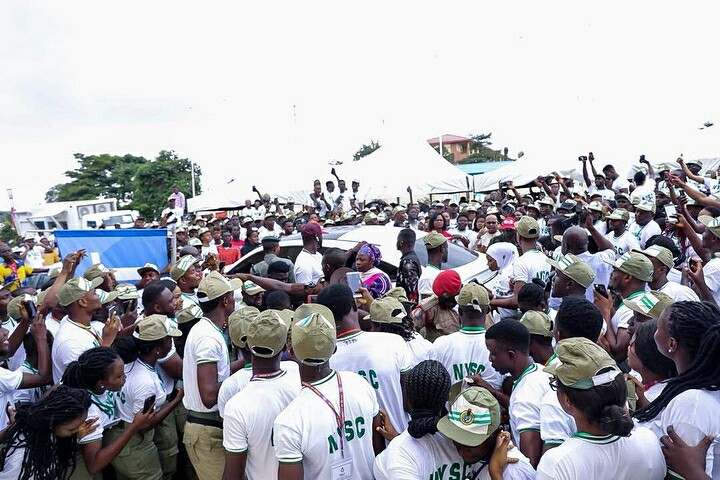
xmin=377 ymin=316 xmax=415 ymax=341
xmin=1 ymin=385 xmax=90 ymax=480
xmin=62 ymin=346 xmax=121 ymax=390
xmin=634 ymin=302 xmax=720 ymax=423
xmin=405 ymin=360 xmax=451 ymax=439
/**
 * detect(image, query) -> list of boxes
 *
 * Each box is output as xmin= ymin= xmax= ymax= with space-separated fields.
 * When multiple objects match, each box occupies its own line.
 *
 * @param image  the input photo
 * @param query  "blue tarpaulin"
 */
xmin=54 ymin=229 xmax=169 ymax=282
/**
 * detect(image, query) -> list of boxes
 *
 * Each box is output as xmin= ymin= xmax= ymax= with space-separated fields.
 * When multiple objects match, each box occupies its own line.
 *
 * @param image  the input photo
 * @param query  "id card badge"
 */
xmin=331 ymin=456 xmax=353 ymax=480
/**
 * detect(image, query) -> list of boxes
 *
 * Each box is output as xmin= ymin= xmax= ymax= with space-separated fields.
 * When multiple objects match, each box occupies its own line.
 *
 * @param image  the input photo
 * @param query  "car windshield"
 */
xmin=412 ymin=239 xmax=478 ymax=269
xmin=102 ymin=215 xmax=133 ymax=226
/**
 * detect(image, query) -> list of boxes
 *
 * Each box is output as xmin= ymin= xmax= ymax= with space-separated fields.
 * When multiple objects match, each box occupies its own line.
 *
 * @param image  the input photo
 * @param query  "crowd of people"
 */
xmin=0 ymin=155 xmax=719 ymax=480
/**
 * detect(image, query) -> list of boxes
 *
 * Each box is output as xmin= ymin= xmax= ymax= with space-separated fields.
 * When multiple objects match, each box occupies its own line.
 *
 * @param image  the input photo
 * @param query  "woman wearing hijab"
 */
xmin=356 ymin=243 xmax=392 ymax=298
xmin=485 ymin=242 xmax=519 ymax=321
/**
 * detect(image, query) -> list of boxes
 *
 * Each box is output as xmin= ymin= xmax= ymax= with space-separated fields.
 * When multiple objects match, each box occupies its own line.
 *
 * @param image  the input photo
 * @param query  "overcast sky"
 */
xmin=1 ymin=1 xmax=718 ymax=211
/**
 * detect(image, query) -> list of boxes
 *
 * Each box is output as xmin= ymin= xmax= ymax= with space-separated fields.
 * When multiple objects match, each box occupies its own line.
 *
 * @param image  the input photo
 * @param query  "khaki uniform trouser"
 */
xmin=154 ymin=403 xmax=180 ymax=479
xmin=183 ymin=418 xmax=224 ymax=480
xmin=105 ymin=422 xmax=163 ymax=480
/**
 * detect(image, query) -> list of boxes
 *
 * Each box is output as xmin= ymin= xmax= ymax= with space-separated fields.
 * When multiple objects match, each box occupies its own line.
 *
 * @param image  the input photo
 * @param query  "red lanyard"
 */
xmin=302 ymin=373 xmax=345 ymax=458
xmin=251 ymin=370 xmax=283 ymax=381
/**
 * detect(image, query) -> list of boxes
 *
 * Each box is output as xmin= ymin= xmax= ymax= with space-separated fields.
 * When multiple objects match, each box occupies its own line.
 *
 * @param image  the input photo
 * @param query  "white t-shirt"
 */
xmin=405 ymin=334 xmax=432 ymax=367
xmin=80 ymin=391 xmax=119 ymax=444
xmin=182 ymin=318 xmax=231 ymax=413
xmin=587 ymin=185 xmax=616 ymax=202
xmin=628 ymin=220 xmax=662 ymax=249
xmin=703 ymin=256 xmax=720 ymax=307
xmin=115 ymin=359 xmax=166 ymax=423
xmin=12 ymin=361 xmax=45 ymax=406
xmin=293 ymin=249 xmax=324 ymax=285
xmin=537 ymin=427 xmax=665 ymax=480
xmin=218 ymin=361 xmax=299 ymax=418
xmin=51 ymin=317 xmax=102 ymax=383
xmin=645 ymin=381 xmax=667 ymax=404
xmin=418 ymin=265 xmax=441 ymax=298
xmin=161 ymin=207 xmax=184 ymax=225
xmin=657 ymin=280 xmax=700 ymax=302
xmin=479 ymin=231 xmax=502 ymax=249
xmin=449 ymin=228 xmax=474 ymax=247
xmin=258 ymin=224 xmax=283 ymax=241
xmin=647 ymin=389 xmax=720 ymax=479
xmin=2 ymin=317 xmax=25 ymax=372
xmin=630 ymin=183 xmax=656 ymax=205
xmin=513 ymin=249 xmax=552 ymax=286
xmin=576 ymin=250 xmax=615 ymax=301
xmin=606 ymin=230 xmax=641 ymax=257
xmin=330 ymin=331 xmax=412 ymax=433
xmin=200 ymin=243 xmax=219 ymax=260
xmin=611 ymin=291 xmax=645 ymax=333
xmin=509 ymin=363 xmax=551 ymax=449
xmin=223 ymin=369 xmax=301 ymax=479
xmin=23 ymin=245 xmax=46 ymax=269
xmin=373 ymin=430 xmax=536 ymax=480
xmin=0 ymin=367 xmax=23 ymax=428
xmin=540 ymin=388 xmax=576 ymax=446
xmin=273 ymin=371 xmax=379 ymax=480
xmin=429 ymin=327 xmax=503 ymax=389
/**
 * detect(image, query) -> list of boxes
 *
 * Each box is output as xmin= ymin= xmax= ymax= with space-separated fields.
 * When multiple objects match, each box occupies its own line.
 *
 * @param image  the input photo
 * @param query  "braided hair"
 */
xmin=405 ymin=360 xmax=451 ymax=439
xmin=1 ymin=385 xmax=90 ymax=480
xmin=377 ymin=316 xmax=416 ymax=341
xmin=62 ymin=347 xmax=121 ymax=390
xmin=634 ymin=302 xmax=720 ymax=422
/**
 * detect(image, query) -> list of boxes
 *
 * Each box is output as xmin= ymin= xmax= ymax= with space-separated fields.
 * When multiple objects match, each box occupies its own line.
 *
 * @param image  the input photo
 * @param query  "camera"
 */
xmin=559 ymin=204 xmax=587 ymax=230
xmin=500 ymin=181 xmax=511 ymax=188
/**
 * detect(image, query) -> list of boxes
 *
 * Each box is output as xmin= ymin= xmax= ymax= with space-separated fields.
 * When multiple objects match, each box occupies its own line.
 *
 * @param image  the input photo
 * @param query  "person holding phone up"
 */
xmin=109 ymin=315 xmax=185 ymax=479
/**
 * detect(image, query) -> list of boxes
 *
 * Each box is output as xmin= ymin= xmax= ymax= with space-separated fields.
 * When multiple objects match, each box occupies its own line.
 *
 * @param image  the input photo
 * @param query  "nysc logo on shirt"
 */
xmin=327 ymin=416 xmax=367 ymax=454
xmin=451 ymin=362 xmax=486 ymax=382
xmin=429 ymin=462 xmax=472 ymax=480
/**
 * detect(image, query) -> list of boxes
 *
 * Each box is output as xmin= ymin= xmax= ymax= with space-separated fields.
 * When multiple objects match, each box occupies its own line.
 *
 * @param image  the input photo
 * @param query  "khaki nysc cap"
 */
xmin=366 ymin=296 xmax=407 ymax=324
xmin=247 ymin=310 xmax=290 ymax=358
xmin=515 ymin=216 xmax=540 ymax=239
xmin=537 ymin=197 xmax=556 ymax=209
xmin=456 ymin=283 xmax=490 ymax=310
xmin=544 ymin=337 xmax=621 ymax=390
xmin=384 ymin=287 xmax=409 ymax=303
xmin=83 ymin=263 xmax=114 ymax=281
xmin=424 ymin=232 xmax=448 ymax=249
xmin=623 ymin=290 xmax=673 ymax=319
xmin=699 ymin=215 xmax=720 ymax=239
xmin=137 ymin=262 xmax=160 ymax=276
xmin=243 ymin=280 xmax=265 ymax=296
xmin=115 ymin=283 xmax=139 ymax=301
xmin=587 ymin=201 xmax=606 ymax=214
xmin=197 ymin=271 xmax=243 ymax=302
xmin=96 ymin=289 xmax=119 ymax=305
xmin=177 ymin=304 xmax=203 ymax=325
xmin=133 ymin=314 xmax=182 ymax=341
xmin=7 ymin=294 xmax=37 ymax=321
xmin=606 ymin=209 xmax=630 ymax=222
xmin=58 ymin=277 xmax=103 ymax=307
xmin=228 ymin=306 xmax=260 ymax=348
xmin=634 ymin=245 xmax=674 ymax=270
xmin=437 ymin=382 xmax=502 ymax=447
xmin=291 ymin=303 xmax=336 ymax=366
xmin=603 ymin=252 xmax=653 ymax=282
xmin=546 ymin=253 xmax=596 ymax=289
xmin=170 ymin=255 xmax=202 ymax=281
xmin=634 ymin=200 xmax=656 ymax=213
xmin=520 ymin=310 xmax=553 ymax=337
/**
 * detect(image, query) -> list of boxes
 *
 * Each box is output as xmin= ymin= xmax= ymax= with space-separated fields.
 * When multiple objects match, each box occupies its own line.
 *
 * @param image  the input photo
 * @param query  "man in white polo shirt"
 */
xmin=274 ymin=304 xmax=383 ymax=480
xmin=52 ymin=277 xmax=119 ymax=382
xmin=636 ymin=245 xmax=699 ymax=301
xmin=293 ymin=222 xmax=324 ymax=285
xmin=430 ymin=283 xmax=502 ymax=389
xmin=222 ymin=310 xmax=301 ymax=480
xmin=171 ymin=255 xmax=203 ymax=310
xmin=182 ymin=271 xmax=245 ymax=480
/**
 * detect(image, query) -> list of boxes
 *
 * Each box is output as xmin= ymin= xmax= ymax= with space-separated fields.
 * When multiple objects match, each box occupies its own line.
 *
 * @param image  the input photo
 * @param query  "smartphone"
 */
xmin=665 ymin=205 xmax=677 ymax=218
xmin=346 ymin=272 xmax=362 ymax=298
xmin=143 ymin=395 xmax=156 ymax=414
xmin=639 ymin=154 xmax=646 ymax=162
xmin=689 ymin=258 xmax=700 ymax=273
xmin=306 ymin=294 xmax=319 ymax=304
xmin=594 ymin=284 xmax=608 ymax=297
xmin=107 ymin=305 xmax=117 ymax=319
xmin=23 ymin=295 xmax=37 ymax=319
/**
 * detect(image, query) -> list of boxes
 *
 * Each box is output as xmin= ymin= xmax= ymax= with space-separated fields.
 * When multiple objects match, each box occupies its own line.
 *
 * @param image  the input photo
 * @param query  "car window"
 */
xmin=412 ymin=239 xmax=479 ymax=269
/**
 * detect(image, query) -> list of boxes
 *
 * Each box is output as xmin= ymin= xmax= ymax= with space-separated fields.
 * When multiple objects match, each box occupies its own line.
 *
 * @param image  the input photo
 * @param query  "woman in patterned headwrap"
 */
xmin=355 ymin=243 xmax=392 ymax=298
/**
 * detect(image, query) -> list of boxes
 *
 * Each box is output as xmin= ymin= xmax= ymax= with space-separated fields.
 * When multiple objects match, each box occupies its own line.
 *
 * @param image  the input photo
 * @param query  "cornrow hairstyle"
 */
xmin=2 ymin=385 xmax=90 ymax=480
xmin=377 ymin=315 xmax=415 ymax=342
xmin=633 ymin=320 xmax=677 ymax=380
xmin=558 ymin=367 xmax=633 ymax=437
xmin=635 ymin=302 xmax=720 ymax=422
xmin=62 ymin=347 xmax=121 ymax=390
xmin=112 ymin=336 xmax=165 ymax=364
xmin=405 ymin=360 xmax=451 ymax=439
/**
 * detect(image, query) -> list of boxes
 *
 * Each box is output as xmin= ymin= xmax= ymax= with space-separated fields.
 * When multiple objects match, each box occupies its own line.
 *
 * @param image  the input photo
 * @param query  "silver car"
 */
xmin=225 ymin=225 xmax=493 ymax=284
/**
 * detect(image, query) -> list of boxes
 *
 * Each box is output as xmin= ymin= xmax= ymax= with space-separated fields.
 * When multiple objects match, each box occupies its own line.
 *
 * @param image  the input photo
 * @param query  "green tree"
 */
xmin=0 ymin=217 xmax=18 ymax=246
xmin=130 ymin=150 xmax=201 ymax=219
xmin=353 ymin=140 xmax=381 ymax=161
xmin=48 ymin=153 xmax=148 ymax=204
